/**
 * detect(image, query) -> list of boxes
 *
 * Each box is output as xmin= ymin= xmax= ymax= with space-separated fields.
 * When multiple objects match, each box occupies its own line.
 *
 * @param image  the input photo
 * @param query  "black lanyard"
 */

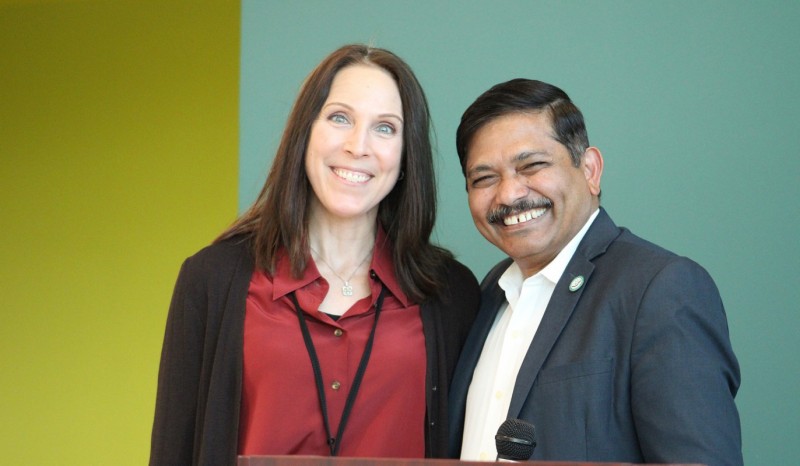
xmin=289 ymin=285 xmax=386 ymax=456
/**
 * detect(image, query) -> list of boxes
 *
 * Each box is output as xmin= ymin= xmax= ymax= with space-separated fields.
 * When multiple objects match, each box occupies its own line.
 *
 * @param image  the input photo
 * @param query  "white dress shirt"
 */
xmin=460 ymin=209 xmax=599 ymax=461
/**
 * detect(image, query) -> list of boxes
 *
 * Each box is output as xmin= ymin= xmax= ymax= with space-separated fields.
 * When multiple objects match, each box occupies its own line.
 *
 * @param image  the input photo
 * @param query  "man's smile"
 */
xmin=487 ymin=199 xmax=553 ymax=226
xmin=501 ymin=206 xmax=547 ymax=226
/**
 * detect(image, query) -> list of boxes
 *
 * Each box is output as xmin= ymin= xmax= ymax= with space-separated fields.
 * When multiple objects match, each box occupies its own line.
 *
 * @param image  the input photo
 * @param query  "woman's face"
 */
xmin=305 ymin=64 xmax=404 ymax=222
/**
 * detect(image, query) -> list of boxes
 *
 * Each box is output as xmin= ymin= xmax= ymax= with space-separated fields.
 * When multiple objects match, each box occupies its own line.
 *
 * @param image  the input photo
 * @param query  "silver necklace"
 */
xmin=310 ymin=246 xmax=373 ymax=296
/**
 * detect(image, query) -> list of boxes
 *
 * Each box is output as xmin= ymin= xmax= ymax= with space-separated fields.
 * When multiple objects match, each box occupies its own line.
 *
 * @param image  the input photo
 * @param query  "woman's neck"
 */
xmin=304 ymin=196 xmax=382 ymax=314
xmin=307 ymin=201 xmax=377 ymax=263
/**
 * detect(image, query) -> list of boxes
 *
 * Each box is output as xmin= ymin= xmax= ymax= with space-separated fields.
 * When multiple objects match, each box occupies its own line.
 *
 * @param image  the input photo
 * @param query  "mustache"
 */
xmin=487 ymin=198 xmax=553 ymax=224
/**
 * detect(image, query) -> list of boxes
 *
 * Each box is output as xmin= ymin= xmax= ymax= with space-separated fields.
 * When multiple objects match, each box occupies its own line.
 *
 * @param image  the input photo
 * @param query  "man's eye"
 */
xmin=470 ymin=175 xmax=494 ymax=188
xmin=521 ymin=162 xmax=544 ymax=171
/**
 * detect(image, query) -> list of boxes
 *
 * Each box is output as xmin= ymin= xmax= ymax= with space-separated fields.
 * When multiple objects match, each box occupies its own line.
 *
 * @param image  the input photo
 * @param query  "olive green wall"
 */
xmin=0 ymin=1 xmax=239 ymax=464
xmin=240 ymin=1 xmax=799 ymax=464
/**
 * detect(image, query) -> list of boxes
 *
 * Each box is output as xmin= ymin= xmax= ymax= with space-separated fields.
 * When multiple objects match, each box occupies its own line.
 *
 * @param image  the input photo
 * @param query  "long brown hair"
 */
xmin=216 ymin=44 xmax=451 ymax=303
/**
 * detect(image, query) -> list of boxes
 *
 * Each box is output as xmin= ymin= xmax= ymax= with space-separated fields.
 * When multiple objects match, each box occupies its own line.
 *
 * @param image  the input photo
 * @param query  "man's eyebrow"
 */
xmin=513 ymin=150 xmax=547 ymax=162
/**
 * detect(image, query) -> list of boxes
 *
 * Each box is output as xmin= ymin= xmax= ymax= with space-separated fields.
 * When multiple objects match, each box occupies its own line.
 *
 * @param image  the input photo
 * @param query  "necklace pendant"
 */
xmin=342 ymin=282 xmax=354 ymax=296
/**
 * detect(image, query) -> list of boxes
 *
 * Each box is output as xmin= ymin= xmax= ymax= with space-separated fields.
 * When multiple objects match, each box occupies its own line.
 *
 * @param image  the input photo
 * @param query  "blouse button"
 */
xmin=331 ymin=381 xmax=341 ymax=390
xmin=334 ymin=328 xmax=343 ymax=337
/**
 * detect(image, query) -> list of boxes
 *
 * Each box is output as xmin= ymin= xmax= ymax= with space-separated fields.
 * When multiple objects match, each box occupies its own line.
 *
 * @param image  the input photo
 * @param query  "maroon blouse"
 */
xmin=238 ymin=231 xmax=426 ymax=457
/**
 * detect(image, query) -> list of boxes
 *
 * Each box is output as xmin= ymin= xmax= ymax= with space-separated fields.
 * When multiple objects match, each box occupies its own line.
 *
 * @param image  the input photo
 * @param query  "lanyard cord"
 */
xmin=289 ymin=285 xmax=386 ymax=456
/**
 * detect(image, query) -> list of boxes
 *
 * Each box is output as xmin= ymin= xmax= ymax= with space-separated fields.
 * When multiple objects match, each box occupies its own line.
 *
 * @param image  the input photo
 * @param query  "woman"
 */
xmin=149 ymin=44 xmax=479 ymax=465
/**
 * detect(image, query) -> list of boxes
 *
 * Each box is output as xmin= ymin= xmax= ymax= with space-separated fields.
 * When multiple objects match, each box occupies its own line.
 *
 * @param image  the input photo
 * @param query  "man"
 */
xmin=448 ymin=79 xmax=742 ymax=466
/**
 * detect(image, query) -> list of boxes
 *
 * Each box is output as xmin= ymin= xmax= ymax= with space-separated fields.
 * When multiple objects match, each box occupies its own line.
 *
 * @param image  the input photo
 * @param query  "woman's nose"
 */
xmin=343 ymin=126 xmax=369 ymax=157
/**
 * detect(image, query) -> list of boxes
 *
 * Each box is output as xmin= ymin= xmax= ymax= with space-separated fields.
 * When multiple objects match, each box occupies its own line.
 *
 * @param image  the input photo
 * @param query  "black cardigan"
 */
xmin=150 ymin=236 xmax=480 ymax=465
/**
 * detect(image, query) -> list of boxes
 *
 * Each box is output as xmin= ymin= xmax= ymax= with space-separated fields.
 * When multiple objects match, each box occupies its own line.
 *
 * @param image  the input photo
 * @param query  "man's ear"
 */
xmin=581 ymin=147 xmax=603 ymax=196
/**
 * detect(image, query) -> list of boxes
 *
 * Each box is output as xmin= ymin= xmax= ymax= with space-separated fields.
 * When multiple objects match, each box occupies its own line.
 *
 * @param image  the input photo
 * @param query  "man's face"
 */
xmin=464 ymin=111 xmax=602 ymax=277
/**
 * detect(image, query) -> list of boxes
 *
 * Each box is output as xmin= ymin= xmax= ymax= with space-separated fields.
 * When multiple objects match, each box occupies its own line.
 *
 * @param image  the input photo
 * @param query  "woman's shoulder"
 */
xmin=434 ymin=254 xmax=480 ymax=302
xmin=425 ymin=254 xmax=480 ymax=333
xmin=180 ymin=234 xmax=254 ymax=280
xmin=440 ymin=255 xmax=478 ymax=284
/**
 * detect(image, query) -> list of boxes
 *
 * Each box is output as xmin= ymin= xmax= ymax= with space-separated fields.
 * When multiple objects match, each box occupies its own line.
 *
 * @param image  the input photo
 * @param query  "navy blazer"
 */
xmin=448 ymin=208 xmax=742 ymax=466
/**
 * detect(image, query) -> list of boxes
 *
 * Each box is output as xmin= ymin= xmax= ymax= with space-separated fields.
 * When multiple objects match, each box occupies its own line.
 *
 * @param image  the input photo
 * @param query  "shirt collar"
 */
xmin=271 ymin=248 xmax=319 ymax=301
xmin=371 ymin=227 xmax=411 ymax=306
xmin=270 ymin=226 xmax=410 ymax=306
xmin=499 ymin=208 xmax=600 ymax=292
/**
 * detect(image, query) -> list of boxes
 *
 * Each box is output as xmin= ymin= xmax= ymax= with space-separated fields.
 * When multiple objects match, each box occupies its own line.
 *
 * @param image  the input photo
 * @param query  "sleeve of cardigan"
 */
xmin=439 ymin=258 xmax=481 ymax=386
xmin=447 ymin=260 xmax=480 ymax=350
xmin=425 ymin=258 xmax=481 ymax=458
xmin=149 ymin=256 xmax=208 ymax=466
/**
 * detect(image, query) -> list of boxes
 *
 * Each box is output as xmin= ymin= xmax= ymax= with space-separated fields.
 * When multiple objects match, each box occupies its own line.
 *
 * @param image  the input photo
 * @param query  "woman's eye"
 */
xmin=329 ymin=113 xmax=349 ymax=124
xmin=375 ymin=123 xmax=396 ymax=135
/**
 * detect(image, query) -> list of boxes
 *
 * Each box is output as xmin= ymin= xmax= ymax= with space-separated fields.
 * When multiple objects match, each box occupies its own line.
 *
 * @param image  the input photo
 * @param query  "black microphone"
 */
xmin=495 ymin=418 xmax=536 ymax=461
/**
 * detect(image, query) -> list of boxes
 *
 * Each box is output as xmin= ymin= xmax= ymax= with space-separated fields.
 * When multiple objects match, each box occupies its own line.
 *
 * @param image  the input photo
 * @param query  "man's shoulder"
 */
xmin=577 ymin=210 xmax=717 ymax=292
xmin=594 ymin=225 xmax=718 ymax=294
xmin=586 ymin=210 xmax=686 ymax=266
xmin=609 ymin=227 xmax=677 ymax=259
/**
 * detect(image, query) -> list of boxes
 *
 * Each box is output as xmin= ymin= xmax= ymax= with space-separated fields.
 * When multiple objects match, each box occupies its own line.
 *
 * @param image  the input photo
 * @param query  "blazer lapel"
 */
xmin=507 ymin=208 xmax=620 ymax=419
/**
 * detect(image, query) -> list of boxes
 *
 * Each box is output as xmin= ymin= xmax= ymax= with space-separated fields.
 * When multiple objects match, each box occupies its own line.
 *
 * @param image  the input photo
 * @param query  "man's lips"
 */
xmin=501 ymin=207 xmax=548 ymax=225
xmin=487 ymin=199 xmax=553 ymax=225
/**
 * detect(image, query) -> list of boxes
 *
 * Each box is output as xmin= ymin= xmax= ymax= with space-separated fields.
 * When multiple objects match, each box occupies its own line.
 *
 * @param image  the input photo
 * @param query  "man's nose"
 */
xmin=497 ymin=174 xmax=529 ymax=205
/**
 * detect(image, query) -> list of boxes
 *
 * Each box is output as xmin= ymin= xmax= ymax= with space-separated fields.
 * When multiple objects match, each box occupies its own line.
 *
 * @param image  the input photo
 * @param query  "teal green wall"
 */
xmin=240 ymin=1 xmax=800 ymax=464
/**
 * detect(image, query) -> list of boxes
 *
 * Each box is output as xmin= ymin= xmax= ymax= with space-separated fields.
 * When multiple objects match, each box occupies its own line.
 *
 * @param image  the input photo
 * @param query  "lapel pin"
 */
xmin=568 ymin=275 xmax=585 ymax=292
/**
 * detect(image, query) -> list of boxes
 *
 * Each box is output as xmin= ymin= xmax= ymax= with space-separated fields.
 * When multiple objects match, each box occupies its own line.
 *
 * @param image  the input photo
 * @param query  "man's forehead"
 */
xmin=467 ymin=118 xmax=560 ymax=162
xmin=470 ymin=111 xmax=557 ymax=143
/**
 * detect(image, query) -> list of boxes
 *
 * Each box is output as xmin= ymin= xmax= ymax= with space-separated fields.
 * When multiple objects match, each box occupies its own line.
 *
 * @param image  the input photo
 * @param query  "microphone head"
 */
xmin=495 ymin=418 xmax=536 ymax=461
